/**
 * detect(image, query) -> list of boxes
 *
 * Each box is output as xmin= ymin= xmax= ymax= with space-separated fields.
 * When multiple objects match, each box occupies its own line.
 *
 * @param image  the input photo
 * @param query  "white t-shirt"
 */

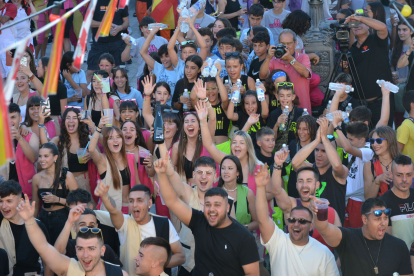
xmin=194 ymin=13 xmax=216 ymax=30
xmin=262 ymin=224 xmax=339 ymax=276
xmin=130 ymin=35 xmax=168 ymax=79
xmin=261 ymin=9 xmax=291 ymax=44
xmin=65 ymin=69 xmax=87 ymax=108
xmin=117 ymin=87 xmax=143 ymax=110
xmin=153 ymin=61 xmax=178 ymax=106
xmin=346 ymin=142 xmax=373 ymax=203
xmin=117 ymin=216 xmax=180 ymax=246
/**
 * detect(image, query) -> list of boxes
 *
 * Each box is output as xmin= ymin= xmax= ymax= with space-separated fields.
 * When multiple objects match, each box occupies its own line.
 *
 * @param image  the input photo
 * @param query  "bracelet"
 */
xmin=273 ymin=164 xmax=283 ymax=170
xmin=25 ymin=220 xmax=36 ymax=226
xmin=373 ymin=179 xmax=380 ymax=185
xmin=144 ymin=95 xmax=152 ymax=98
xmin=29 ymin=74 xmax=35 ymax=81
xmin=406 ymin=52 xmax=411 ymax=57
xmin=38 ymin=124 xmax=46 ymax=128
xmin=96 ymin=128 xmax=102 ymax=134
xmin=126 ymin=44 xmax=131 ymax=48
xmin=91 ymin=136 xmax=99 ymax=140
xmin=58 ymin=197 xmax=61 ymax=203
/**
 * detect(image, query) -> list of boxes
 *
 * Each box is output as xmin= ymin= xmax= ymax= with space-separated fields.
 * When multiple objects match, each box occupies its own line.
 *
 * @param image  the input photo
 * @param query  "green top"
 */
xmin=235 ymin=184 xmax=251 ymax=225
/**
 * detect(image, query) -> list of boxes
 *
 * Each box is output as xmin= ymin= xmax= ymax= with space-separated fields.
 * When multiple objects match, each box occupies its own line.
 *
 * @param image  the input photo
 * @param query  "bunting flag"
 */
xmin=151 ymin=0 xmax=178 ymax=30
xmin=73 ymin=0 xmax=98 ymax=70
xmin=41 ymin=17 xmax=66 ymax=98
xmin=95 ymin=0 xmax=118 ymax=41
xmin=118 ymin=0 xmax=128 ymax=9
xmin=0 ymin=71 xmax=14 ymax=168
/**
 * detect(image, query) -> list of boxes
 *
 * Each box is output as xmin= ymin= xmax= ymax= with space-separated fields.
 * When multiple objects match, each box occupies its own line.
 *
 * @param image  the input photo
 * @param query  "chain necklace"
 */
xmin=223 ymin=185 xmax=237 ymax=192
xmin=378 ymin=157 xmax=393 ymax=171
xmin=126 ymin=146 xmax=137 ymax=153
xmin=363 ymin=237 xmax=382 ymax=275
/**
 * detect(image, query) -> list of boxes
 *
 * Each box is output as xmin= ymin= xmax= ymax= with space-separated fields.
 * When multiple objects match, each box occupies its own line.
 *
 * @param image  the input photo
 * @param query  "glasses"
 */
xmin=364 ymin=208 xmax=391 ymax=217
xmin=287 ymin=217 xmax=312 ymax=225
xmin=65 ymin=106 xmax=81 ymax=111
xmin=225 ymin=52 xmax=240 ymax=57
xmin=206 ymin=87 xmax=218 ymax=91
xmin=276 ymin=82 xmax=294 ymax=88
xmin=79 ymin=227 xmax=104 ymax=243
xmin=163 ymin=109 xmax=180 ymax=114
xmin=181 ymin=40 xmax=195 ymax=46
xmin=280 ymin=41 xmax=295 ymax=46
xmin=369 ymin=138 xmax=386 ymax=145
xmin=195 ymin=170 xmax=214 ymax=177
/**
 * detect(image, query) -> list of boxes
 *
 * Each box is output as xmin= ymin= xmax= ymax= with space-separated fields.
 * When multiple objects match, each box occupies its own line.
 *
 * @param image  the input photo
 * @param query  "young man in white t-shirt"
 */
xmin=255 ymin=165 xmax=339 ymax=276
xmin=332 ymin=115 xmax=373 ymax=229
xmin=121 ymin=16 xmax=168 ymax=79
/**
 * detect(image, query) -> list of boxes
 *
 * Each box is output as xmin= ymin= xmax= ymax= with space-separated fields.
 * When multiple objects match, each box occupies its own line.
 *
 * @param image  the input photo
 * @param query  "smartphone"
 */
xmin=81 ymin=110 xmax=89 ymax=120
xmin=40 ymin=97 xmax=51 ymax=116
xmin=20 ymin=57 xmax=28 ymax=67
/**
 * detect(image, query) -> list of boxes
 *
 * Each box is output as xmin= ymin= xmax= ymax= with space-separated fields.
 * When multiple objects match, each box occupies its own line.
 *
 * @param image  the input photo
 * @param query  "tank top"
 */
xmin=224 ymin=0 xmax=241 ymax=30
xmin=212 ymin=102 xmax=231 ymax=137
xmin=68 ymin=152 xmax=88 ymax=173
xmin=371 ymin=158 xmax=390 ymax=197
xmin=183 ymin=156 xmax=194 ymax=180
xmin=234 ymin=184 xmax=251 ymax=225
xmin=38 ymin=167 xmax=69 ymax=208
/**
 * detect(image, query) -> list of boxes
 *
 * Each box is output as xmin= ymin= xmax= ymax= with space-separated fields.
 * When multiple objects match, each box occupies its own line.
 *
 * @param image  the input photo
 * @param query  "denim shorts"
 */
xmin=39 ymin=207 xmax=69 ymax=245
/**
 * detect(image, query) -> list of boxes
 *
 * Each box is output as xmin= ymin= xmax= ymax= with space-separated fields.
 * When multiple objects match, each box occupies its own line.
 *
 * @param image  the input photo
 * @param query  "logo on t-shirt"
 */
xmin=148 ymin=45 xmax=159 ymax=54
xmin=399 ymin=203 xmax=414 ymax=212
xmin=195 ymin=23 xmax=201 ymax=29
xmin=362 ymin=46 xmax=369 ymax=53
xmin=269 ymin=19 xmax=282 ymax=28
xmin=100 ymin=6 xmax=118 ymax=11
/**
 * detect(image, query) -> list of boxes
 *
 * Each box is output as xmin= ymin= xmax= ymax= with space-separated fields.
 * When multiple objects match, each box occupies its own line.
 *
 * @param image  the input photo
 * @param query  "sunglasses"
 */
xmin=369 ymin=138 xmax=386 ymax=145
xmin=364 ymin=208 xmax=391 ymax=217
xmin=163 ymin=109 xmax=180 ymax=114
xmin=276 ymin=82 xmax=294 ymax=88
xmin=195 ymin=169 xmax=214 ymax=176
xmin=287 ymin=217 xmax=312 ymax=225
xmin=225 ymin=52 xmax=240 ymax=57
xmin=206 ymin=87 xmax=218 ymax=91
xmin=181 ymin=40 xmax=195 ymax=46
xmin=79 ymin=227 xmax=104 ymax=243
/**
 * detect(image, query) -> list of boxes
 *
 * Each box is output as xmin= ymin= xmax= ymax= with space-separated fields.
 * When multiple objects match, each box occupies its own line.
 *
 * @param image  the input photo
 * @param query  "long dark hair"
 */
xmin=241 ymin=90 xmax=262 ymax=115
xmin=282 ymin=10 xmax=311 ymax=36
xmin=264 ymin=69 xmax=290 ymax=98
xmin=23 ymin=96 xmax=52 ymax=126
xmin=391 ymin=18 xmax=414 ymax=69
xmin=120 ymin=100 xmax=144 ymax=127
xmin=112 ymin=68 xmax=131 ymax=94
xmin=58 ymin=108 xmax=89 ymax=165
xmin=183 ymin=55 xmax=203 ymax=89
xmin=368 ymin=2 xmax=386 ymax=24
xmin=40 ymin=143 xmax=65 ymax=195
xmin=90 ymin=70 xmax=121 ymax=109
xmin=163 ymin=112 xmax=181 ymax=150
xmin=218 ymin=155 xmax=243 ymax=188
xmin=121 ymin=120 xmax=148 ymax=149
xmin=60 ymin=51 xmax=75 ymax=82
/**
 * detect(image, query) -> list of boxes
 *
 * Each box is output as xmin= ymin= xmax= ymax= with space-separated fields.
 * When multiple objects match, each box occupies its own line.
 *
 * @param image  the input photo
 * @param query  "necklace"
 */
xmin=126 ymin=146 xmax=137 ymax=153
xmin=363 ymin=237 xmax=382 ymax=274
xmin=223 ymin=186 xmax=237 ymax=192
xmin=297 ymin=243 xmax=307 ymax=255
xmin=378 ymin=158 xmax=393 ymax=171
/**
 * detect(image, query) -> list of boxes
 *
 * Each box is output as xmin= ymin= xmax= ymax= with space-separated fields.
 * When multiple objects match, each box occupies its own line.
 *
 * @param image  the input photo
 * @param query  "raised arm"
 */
xmin=139 ymin=28 xmax=160 ymax=70
xmin=328 ymin=87 xmax=346 ymax=113
xmin=345 ymin=14 xmax=388 ymax=40
xmin=375 ymin=82 xmax=391 ymax=128
xmin=332 ymin=111 xmax=362 ymax=158
xmin=241 ymin=114 xmax=260 ymax=132
xmin=141 ymin=75 xmax=156 ymax=127
xmin=153 ymin=153 xmax=193 ymax=226
xmin=167 ymin=18 xmax=182 ymax=67
xmin=226 ymin=100 xmax=239 ymax=121
xmin=194 ymin=79 xmax=216 ymax=139
xmin=271 ymin=150 xmax=295 ymax=214
xmin=94 ymin=180 xmax=125 ymax=229
xmin=215 ymin=63 xmax=229 ymax=110
xmin=17 ymin=194 xmax=71 ymax=276
xmin=259 ymin=47 xmax=276 ymax=80
xmin=187 ymin=18 xmax=207 ymax=61
xmin=89 ymin=117 xmax=108 ymax=174
xmin=255 ymin=164 xmax=275 ymax=244
xmin=308 ymin=196 xmax=343 ymax=247
xmin=291 ymin=127 xmax=320 ymax=171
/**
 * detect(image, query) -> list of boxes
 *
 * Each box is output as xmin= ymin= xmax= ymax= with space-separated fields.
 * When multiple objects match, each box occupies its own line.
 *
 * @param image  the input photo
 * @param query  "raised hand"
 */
xmin=153 ymin=153 xmax=168 ymax=174
xmin=16 ymin=194 xmax=36 ymax=221
xmin=38 ymin=106 xmax=50 ymax=125
xmin=68 ymin=204 xmax=86 ymax=224
xmin=332 ymin=110 xmax=344 ymax=127
xmin=98 ymin=116 xmax=109 ymax=129
xmin=195 ymin=78 xmax=207 ymax=100
xmin=274 ymin=149 xmax=289 ymax=166
xmin=247 ymin=114 xmax=260 ymax=125
xmin=195 ymin=100 xmax=208 ymax=121
xmin=214 ymin=61 xmax=222 ymax=73
xmin=141 ymin=75 xmax=156 ymax=96
xmin=94 ymin=180 xmax=110 ymax=198
xmin=380 ymin=81 xmax=391 ymax=97
xmin=317 ymin=117 xmax=329 ymax=138
xmin=255 ymin=163 xmax=270 ymax=188
xmin=19 ymin=125 xmax=30 ymax=137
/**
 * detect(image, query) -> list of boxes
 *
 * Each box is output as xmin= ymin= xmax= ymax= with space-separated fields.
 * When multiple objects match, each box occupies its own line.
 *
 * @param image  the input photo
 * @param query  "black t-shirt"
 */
xmin=348 ymin=34 xmax=392 ymax=100
xmin=0 ymin=213 xmax=51 ymax=276
xmin=315 ymin=165 xmax=346 ymax=224
xmin=212 ymin=102 xmax=231 ymax=137
xmin=98 ymin=222 xmax=121 ymax=257
xmin=248 ymin=58 xmax=265 ymax=81
xmin=92 ymin=1 xmax=129 ymax=43
xmin=237 ymin=111 xmax=265 ymax=149
xmin=0 ymin=248 xmax=8 ymax=276
xmin=268 ymin=93 xmax=280 ymax=113
xmin=172 ymin=78 xmax=195 ymax=112
xmin=380 ymin=188 xmax=414 ymax=227
xmin=66 ymin=239 xmax=122 ymax=266
xmin=259 ymin=0 xmax=273 ymax=9
xmin=188 ymin=208 xmax=259 ymax=276
xmin=407 ymin=52 xmax=414 ymax=91
xmin=287 ymin=140 xmax=315 ymax=198
xmin=255 ymin=149 xmax=274 ymax=174
xmin=336 ymin=227 xmax=412 ymax=276
xmin=223 ymin=75 xmax=248 ymax=91
xmin=267 ymin=106 xmax=304 ymax=150
xmin=8 ymin=140 xmax=19 ymax=182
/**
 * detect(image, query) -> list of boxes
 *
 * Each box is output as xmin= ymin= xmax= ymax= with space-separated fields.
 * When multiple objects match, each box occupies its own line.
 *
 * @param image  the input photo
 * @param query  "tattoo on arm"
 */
xmin=109 ymin=196 xmax=116 ymax=208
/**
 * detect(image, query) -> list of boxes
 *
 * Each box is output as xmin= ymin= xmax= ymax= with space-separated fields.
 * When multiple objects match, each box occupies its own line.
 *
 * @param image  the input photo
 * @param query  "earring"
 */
xmin=54 ymin=160 xmax=56 ymax=163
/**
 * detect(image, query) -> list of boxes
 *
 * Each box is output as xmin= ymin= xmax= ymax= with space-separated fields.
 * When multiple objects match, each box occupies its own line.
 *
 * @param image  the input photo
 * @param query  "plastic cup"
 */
xmin=101 ymin=78 xmax=111 ymax=93
xmin=103 ymin=109 xmax=113 ymax=127
xmin=316 ymin=198 xmax=329 ymax=221
xmin=40 ymin=192 xmax=52 ymax=208
xmin=75 ymin=88 xmax=83 ymax=103
xmin=81 ymin=110 xmax=90 ymax=120
xmin=139 ymin=149 xmax=150 ymax=165
xmin=77 ymin=148 xmax=87 ymax=164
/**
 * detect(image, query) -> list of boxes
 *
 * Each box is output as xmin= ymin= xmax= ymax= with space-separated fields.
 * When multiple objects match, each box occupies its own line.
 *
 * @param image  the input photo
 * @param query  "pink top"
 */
xmin=45 ymin=121 xmax=56 ymax=139
xmin=269 ymin=52 xmax=312 ymax=111
xmin=15 ymin=133 xmax=36 ymax=199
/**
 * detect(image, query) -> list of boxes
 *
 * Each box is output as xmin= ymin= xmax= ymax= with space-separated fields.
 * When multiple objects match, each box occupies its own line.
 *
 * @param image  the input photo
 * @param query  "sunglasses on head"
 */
xmin=369 ymin=138 xmax=386 ymax=145
xmin=276 ymin=82 xmax=294 ymax=88
xmin=163 ymin=109 xmax=179 ymax=114
xmin=181 ymin=40 xmax=195 ymax=46
xmin=79 ymin=227 xmax=104 ymax=243
xmin=364 ymin=208 xmax=391 ymax=217
xmin=225 ymin=52 xmax=240 ymax=57
xmin=287 ymin=217 xmax=312 ymax=225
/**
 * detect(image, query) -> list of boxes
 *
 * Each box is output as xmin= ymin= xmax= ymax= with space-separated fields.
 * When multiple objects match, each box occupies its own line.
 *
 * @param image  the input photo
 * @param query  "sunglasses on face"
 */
xmin=287 ymin=217 xmax=312 ymax=225
xmin=369 ymin=138 xmax=386 ymax=145
xmin=79 ymin=227 xmax=104 ymax=243
xmin=206 ymin=87 xmax=218 ymax=91
xmin=364 ymin=208 xmax=391 ymax=217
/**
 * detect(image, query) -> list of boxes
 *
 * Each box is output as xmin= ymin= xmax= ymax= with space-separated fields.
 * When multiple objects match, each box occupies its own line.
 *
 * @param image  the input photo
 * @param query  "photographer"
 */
xmin=259 ymin=29 xmax=312 ymax=111
xmin=342 ymin=14 xmax=394 ymax=127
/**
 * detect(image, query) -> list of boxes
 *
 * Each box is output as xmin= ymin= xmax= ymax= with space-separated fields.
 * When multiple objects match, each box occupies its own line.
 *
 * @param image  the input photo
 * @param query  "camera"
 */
xmin=330 ymin=20 xmax=359 ymax=53
xmin=273 ymin=44 xmax=287 ymax=59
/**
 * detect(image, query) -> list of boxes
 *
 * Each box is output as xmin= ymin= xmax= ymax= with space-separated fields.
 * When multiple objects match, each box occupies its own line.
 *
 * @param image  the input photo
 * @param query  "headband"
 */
xmin=272 ymin=71 xmax=287 ymax=82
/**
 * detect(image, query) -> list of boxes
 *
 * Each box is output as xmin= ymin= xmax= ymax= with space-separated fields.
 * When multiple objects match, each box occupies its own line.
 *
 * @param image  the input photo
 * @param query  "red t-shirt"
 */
xmin=0 ymin=3 xmax=17 ymax=20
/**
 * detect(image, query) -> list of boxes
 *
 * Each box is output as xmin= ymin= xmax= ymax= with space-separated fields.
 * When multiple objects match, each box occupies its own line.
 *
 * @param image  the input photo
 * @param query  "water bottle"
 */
xmin=279 ymin=106 xmax=290 ymax=131
xmin=209 ymin=273 xmax=214 ymax=276
xmin=231 ymin=79 xmax=242 ymax=104
xmin=393 ymin=273 xmax=400 ymax=276
xmin=202 ymin=66 xmax=210 ymax=77
xmin=326 ymin=111 xmax=348 ymax=122
xmin=189 ymin=0 xmax=206 ymax=17
xmin=390 ymin=9 xmax=399 ymax=26
xmin=326 ymin=100 xmax=332 ymax=111
xmin=376 ymin=80 xmax=399 ymax=93
xmin=183 ymin=89 xmax=189 ymax=112
xmin=210 ymin=64 xmax=218 ymax=77
xmin=256 ymin=79 xmax=265 ymax=102
xmin=121 ymin=33 xmax=136 ymax=46
xmin=344 ymin=103 xmax=352 ymax=124
xmin=328 ymin=82 xmax=354 ymax=93
xmin=153 ymin=101 xmax=164 ymax=144
xmin=148 ymin=23 xmax=169 ymax=30
xmin=282 ymin=144 xmax=291 ymax=163
xmin=177 ymin=0 xmax=186 ymax=13
xmin=302 ymin=108 xmax=309 ymax=116
xmin=225 ymin=79 xmax=231 ymax=100
xmin=181 ymin=8 xmax=190 ymax=33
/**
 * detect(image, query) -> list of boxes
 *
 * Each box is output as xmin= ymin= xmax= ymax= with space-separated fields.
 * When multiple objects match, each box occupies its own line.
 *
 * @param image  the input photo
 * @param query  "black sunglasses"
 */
xmin=79 ymin=227 xmax=104 ymax=243
xmin=364 ymin=208 xmax=391 ymax=217
xmin=369 ymin=138 xmax=386 ymax=145
xmin=287 ymin=217 xmax=312 ymax=225
xmin=225 ymin=52 xmax=240 ymax=57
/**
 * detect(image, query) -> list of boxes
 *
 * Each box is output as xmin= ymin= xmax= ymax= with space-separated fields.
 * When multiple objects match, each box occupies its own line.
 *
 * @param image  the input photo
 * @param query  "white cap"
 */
xmin=285 ymin=106 xmax=289 ymax=108
xmin=184 ymin=89 xmax=188 ymax=92
xmin=237 ymin=79 xmax=241 ymax=82
xmin=225 ymin=79 xmax=229 ymax=83
xmin=282 ymin=144 xmax=287 ymax=147
xmin=304 ymin=108 xmax=307 ymax=111
xmin=328 ymin=100 xmax=332 ymax=103
xmin=256 ymin=79 xmax=260 ymax=82
xmin=348 ymin=103 xmax=352 ymax=106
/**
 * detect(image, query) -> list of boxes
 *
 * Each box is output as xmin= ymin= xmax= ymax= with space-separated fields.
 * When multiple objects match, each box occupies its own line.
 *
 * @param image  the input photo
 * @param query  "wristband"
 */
xmin=273 ymin=164 xmax=283 ymax=170
xmin=373 ymin=179 xmax=380 ymax=185
xmin=144 ymin=95 xmax=152 ymax=98
xmin=96 ymin=128 xmax=102 ymax=134
xmin=38 ymin=124 xmax=46 ymax=128
xmin=29 ymin=74 xmax=35 ymax=81
xmin=334 ymin=125 xmax=342 ymax=132
xmin=201 ymin=98 xmax=209 ymax=103
xmin=126 ymin=44 xmax=131 ymax=48
xmin=25 ymin=220 xmax=36 ymax=226
xmin=406 ymin=52 xmax=411 ymax=57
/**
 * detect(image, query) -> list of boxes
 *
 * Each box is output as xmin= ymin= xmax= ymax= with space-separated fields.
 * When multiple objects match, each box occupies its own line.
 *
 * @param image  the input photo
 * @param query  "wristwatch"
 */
xmin=334 ymin=125 xmax=342 ymax=132
xmin=290 ymin=58 xmax=296 ymax=66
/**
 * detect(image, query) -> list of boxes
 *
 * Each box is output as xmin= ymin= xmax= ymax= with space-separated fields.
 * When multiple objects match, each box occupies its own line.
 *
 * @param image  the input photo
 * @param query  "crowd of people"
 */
xmin=1 ymin=0 xmax=414 ymax=274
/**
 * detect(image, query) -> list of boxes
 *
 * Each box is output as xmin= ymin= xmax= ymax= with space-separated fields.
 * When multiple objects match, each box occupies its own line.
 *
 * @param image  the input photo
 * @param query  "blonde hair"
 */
xmin=231 ymin=131 xmax=263 ymax=175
